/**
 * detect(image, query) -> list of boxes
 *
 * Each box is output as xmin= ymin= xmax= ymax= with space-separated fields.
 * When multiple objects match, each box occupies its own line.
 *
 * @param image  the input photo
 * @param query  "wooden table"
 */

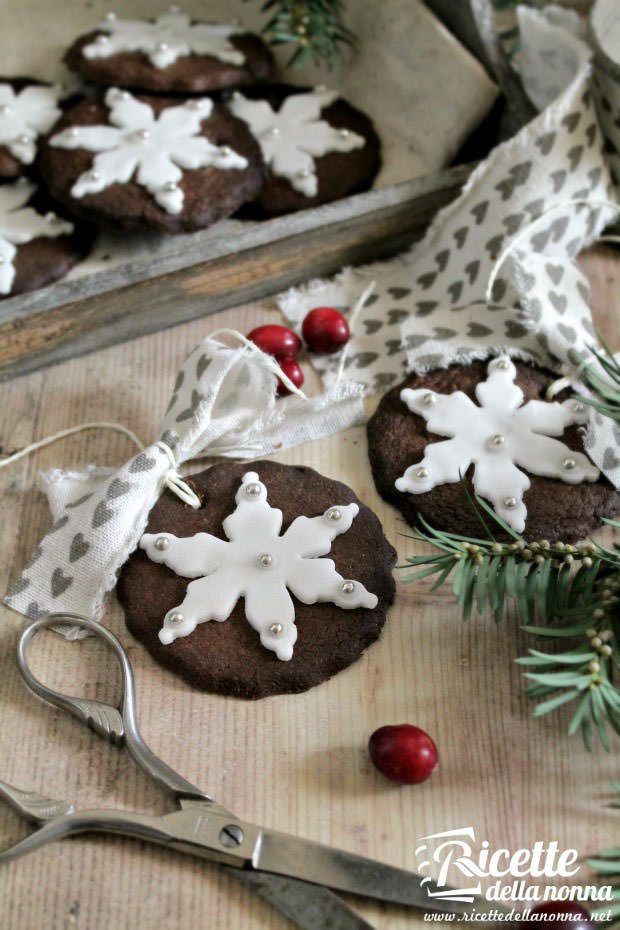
xmin=0 ymin=246 xmax=617 ymax=930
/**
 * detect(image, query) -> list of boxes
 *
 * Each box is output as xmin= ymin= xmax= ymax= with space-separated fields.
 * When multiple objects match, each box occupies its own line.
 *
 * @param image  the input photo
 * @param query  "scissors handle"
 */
xmin=18 ymin=614 xmax=210 ymax=805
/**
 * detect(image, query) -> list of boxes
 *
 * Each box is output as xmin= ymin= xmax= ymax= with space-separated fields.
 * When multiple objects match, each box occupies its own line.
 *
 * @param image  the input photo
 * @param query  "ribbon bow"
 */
xmin=4 ymin=331 xmax=365 ymax=631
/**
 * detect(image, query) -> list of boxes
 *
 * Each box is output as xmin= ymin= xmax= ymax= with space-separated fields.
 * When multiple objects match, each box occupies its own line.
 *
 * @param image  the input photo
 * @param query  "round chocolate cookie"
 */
xmin=0 ymin=179 xmax=92 ymax=298
xmin=37 ymin=90 xmax=264 ymax=233
xmin=64 ymin=13 xmax=274 ymax=95
xmin=118 ymin=461 xmax=396 ymax=699
xmin=367 ymin=360 xmax=620 ymax=543
xmin=0 ymin=78 xmax=63 ymax=179
xmin=227 ymin=84 xmax=381 ymax=216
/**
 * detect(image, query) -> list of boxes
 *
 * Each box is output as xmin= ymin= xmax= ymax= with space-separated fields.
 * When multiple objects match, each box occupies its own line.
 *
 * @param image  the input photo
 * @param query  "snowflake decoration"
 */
xmin=50 ymin=88 xmax=247 ymax=214
xmin=140 ymin=471 xmax=378 ymax=661
xmin=395 ymin=356 xmax=599 ymax=532
xmin=0 ymin=82 xmax=61 ymax=165
xmin=82 ymin=10 xmax=245 ymax=69
xmin=228 ymin=88 xmax=365 ymax=198
xmin=0 ymin=180 xmax=73 ymax=295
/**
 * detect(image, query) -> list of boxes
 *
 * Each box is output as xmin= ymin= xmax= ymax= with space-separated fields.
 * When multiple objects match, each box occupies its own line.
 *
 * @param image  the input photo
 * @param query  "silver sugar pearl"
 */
xmin=268 ymin=622 xmax=283 ymax=636
xmin=326 ymin=507 xmax=341 ymax=521
xmin=220 ymin=145 xmax=232 ymax=156
xmin=163 ymin=181 xmax=178 ymax=192
xmin=258 ymin=553 xmax=274 ymax=568
xmin=245 ymin=482 xmax=262 ymax=497
xmin=114 ymin=89 xmax=129 ymax=101
xmin=422 ymin=392 xmax=436 ymax=406
xmin=104 ymin=11 xmax=117 ymax=20
xmin=155 ymin=536 xmax=170 ymax=551
xmin=490 ymin=434 xmax=505 ymax=447
xmin=563 ymin=457 xmax=577 ymax=470
xmin=88 ymin=170 xmax=100 ymax=180
xmin=0 ymin=105 xmax=11 ymax=116
xmin=96 ymin=34 xmax=110 ymax=43
xmin=339 ymin=128 xmax=350 ymax=138
xmin=0 ymin=256 xmax=5 ymax=264
xmin=416 ymin=467 xmax=429 ymax=479
xmin=136 ymin=128 xmax=150 ymax=141
xmin=503 ymin=497 xmax=517 ymax=509
xmin=17 ymin=134 xmax=30 ymax=145
xmin=572 ymin=401 xmax=585 ymax=413
xmin=167 ymin=611 xmax=184 ymax=625
xmin=266 ymin=126 xmax=280 ymax=137
xmin=494 ymin=358 xmax=510 ymax=370
xmin=341 ymin=580 xmax=355 ymax=595
xmin=297 ymin=169 xmax=310 ymax=178
xmin=68 ymin=127 xmax=79 ymax=137
xmin=156 ymin=41 xmax=169 ymax=51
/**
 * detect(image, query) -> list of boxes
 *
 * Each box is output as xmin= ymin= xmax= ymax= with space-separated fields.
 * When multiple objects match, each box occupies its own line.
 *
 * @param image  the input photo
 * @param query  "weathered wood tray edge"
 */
xmin=0 ymin=163 xmax=472 ymax=381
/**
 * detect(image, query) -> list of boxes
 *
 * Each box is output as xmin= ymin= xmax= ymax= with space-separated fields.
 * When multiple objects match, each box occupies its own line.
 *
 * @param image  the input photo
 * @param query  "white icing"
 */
xmin=395 ymin=356 xmax=599 ymax=533
xmin=0 ymin=83 xmax=62 ymax=165
xmin=140 ymin=470 xmax=378 ymax=661
xmin=49 ymin=88 xmax=247 ymax=214
xmin=82 ymin=11 xmax=245 ymax=69
xmin=228 ymin=88 xmax=366 ymax=197
xmin=0 ymin=179 xmax=73 ymax=295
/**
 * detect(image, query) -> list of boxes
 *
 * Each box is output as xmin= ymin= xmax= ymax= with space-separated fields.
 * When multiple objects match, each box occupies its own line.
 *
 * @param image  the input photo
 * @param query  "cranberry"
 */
xmin=277 ymin=358 xmax=304 ymax=396
xmin=301 ymin=307 xmax=350 ymax=354
xmin=524 ymin=903 xmax=593 ymax=930
xmin=368 ymin=724 xmax=438 ymax=785
xmin=247 ymin=324 xmax=301 ymax=359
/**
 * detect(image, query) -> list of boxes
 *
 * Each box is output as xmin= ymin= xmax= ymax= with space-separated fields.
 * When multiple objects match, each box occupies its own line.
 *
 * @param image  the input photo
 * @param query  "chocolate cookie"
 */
xmin=0 ymin=178 xmax=91 ymax=298
xmin=367 ymin=358 xmax=620 ymax=543
xmin=118 ymin=461 xmax=396 ymax=699
xmin=227 ymin=84 xmax=381 ymax=216
xmin=37 ymin=88 xmax=264 ymax=233
xmin=0 ymin=78 xmax=63 ymax=179
xmin=64 ymin=11 xmax=274 ymax=95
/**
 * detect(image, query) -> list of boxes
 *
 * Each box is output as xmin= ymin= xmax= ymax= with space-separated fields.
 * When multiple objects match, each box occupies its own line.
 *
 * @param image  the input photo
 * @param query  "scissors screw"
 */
xmin=155 ymin=536 xmax=170 ymax=551
xmin=219 ymin=823 xmax=245 ymax=848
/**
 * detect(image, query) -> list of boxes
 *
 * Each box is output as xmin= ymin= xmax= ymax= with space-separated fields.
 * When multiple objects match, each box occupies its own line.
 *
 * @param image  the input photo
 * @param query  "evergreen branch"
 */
xmin=251 ymin=0 xmax=356 ymax=67
xmin=580 ymin=339 xmax=620 ymax=425
xmin=588 ymin=786 xmax=620 ymax=926
xmin=401 ymin=501 xmax=620 ymax=748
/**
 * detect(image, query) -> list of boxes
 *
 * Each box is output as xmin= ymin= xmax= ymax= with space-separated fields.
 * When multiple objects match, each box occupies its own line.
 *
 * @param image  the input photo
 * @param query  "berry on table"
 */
xmin=247 ymin=324 xmax=301 ymax=359
xmin=277 ymin=357 xmax=304 ymax=396
xmin=368 ymin=724 xmax=438 ymax=785
xmin=302 ymin=307 xmax=350 ymax=354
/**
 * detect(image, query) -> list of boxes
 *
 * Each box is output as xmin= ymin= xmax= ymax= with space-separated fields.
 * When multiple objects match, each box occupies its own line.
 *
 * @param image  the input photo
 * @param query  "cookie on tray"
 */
xmin=227 ymin=84 xmax=381 ymax=216
xmin=37 ymin=88 xmax=264 ymax=233
xmin=64 ymin=9 xmax=274 ymax=95
xmin=0 ymin=178 xmax=91 ymax=297
xmin=367 ymin=356 xmax=620 ymax=543
xmin=0 ymin=78 xmax=63 ymax=179
xmin=118 ymin=461 xmax=396 ymax=699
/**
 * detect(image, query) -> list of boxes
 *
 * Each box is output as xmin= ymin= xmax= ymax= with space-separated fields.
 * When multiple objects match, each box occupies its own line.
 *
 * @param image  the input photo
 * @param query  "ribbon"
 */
xmin=4 ymin=332 xmax=366 ymax=631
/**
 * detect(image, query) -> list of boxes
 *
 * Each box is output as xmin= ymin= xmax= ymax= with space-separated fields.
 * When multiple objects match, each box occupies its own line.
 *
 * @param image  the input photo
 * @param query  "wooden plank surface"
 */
xmin=0 ymin=246 xmax=618 ymax=930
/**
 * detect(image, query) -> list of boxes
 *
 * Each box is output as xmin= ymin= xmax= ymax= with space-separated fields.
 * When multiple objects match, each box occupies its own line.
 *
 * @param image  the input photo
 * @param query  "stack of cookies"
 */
xmin=0 ymin=8 xmax=381 ymax=298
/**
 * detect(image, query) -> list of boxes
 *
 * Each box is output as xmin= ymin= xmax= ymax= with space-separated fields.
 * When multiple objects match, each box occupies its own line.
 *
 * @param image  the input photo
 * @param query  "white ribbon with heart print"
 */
xmin=279 ymin=5 xmax=620 ymax=490
xmin=4 ymin=335 xmax=365 ymax=632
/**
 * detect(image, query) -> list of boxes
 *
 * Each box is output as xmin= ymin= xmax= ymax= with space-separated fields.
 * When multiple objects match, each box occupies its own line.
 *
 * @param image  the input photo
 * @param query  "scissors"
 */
xmin=0 ymin=614 xmax=485 ymax=930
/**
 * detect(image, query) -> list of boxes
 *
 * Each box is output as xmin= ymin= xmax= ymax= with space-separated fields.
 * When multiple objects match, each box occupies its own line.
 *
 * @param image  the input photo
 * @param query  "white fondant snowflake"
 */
xmin=50 ymin=88 xmax=247 ymax=214
xmin=140 ymin=470 xmax=378 ymax=661
xmin=82 ymin=10 xmax=245 ymax=69
xmin=0 ymin=180 xmax=73 ymax=295
xmin=228 ymin=88 xmax=365 ymax=198
xmin=0 ymin=83 xmax=61 ymax=165
xmin=395 ymin=356 xmax=599 ymax=532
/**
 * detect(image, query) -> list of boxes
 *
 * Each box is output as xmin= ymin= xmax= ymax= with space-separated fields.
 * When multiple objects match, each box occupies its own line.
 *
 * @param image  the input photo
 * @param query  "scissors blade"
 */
xmin=253 ymin=830 xmax=476 ymax=914
xmin=230 ymin=870 xmax=374 ymax=930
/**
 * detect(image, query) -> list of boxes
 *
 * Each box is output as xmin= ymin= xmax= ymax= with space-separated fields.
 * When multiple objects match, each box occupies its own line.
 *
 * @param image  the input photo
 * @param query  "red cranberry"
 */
xmin=247 ymin=324 xmax=301 ymax=359
xmin=277 ymin=358 xmax=304 ymax=396
xmin=302 ymin=307 xmax=350 ymax=354
xmin=368 ymin=724 xmax=438 ymax=785
xmin=525 ymin=903 xmax=593 ymax=930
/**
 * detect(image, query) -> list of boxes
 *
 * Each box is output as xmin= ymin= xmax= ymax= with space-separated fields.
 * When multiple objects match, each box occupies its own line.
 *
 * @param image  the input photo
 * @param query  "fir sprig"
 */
xmin=401 ymin=501 xmax=620 ymax=749
xmin=252 ymin=0 xmax=356 ymax=67
xmin=581 ymin=340 xmax=620 ymax=426
xmin=589 ymin=785 xmax=620 ymax=926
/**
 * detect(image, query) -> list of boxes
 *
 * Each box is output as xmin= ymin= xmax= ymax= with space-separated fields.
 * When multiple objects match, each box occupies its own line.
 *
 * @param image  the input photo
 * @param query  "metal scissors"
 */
xmin=0 ymin=613 xmax=481 ymax=930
